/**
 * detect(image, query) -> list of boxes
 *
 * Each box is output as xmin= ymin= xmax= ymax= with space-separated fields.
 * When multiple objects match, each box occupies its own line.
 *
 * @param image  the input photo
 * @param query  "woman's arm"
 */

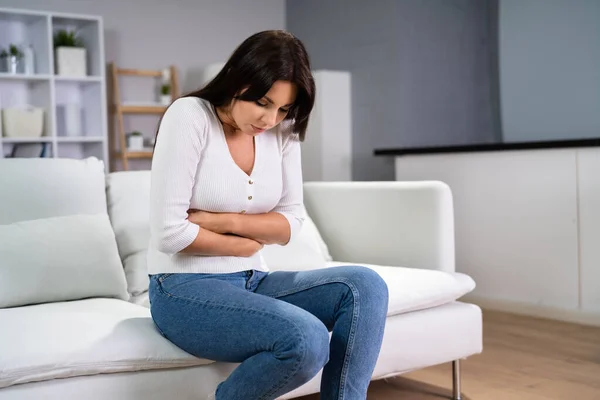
xmin=150 ymin=98 xmax=263 ymax=258
xmin=187 ymin=211 xmax=290 ymax=245
xmin=262 ymin=132 xmax=305 ymax=244
xmin=180 ymin=228 xmax=264 ymax=257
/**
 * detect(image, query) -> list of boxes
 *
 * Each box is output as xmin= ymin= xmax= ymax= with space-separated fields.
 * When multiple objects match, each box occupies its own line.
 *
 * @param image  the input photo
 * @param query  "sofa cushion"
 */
xmin=0 ymin=157 xmax=107 ymax=225
xmin=0 ymin=298 xmax=211 ymax=389
xmin=261 ymin=205 xmax=330 ymax=271
xmin=301 ymin=205 xmax=333 ymax=262
xmin=106 ymin=171 xmax=153 ymax=296
xmin=0 ymin=214 xmax=129 ymax=308
xmin=326 ymin=261 xmax=476 ymax=316
xmin=129 ymin=261 xmax=475 ymax=319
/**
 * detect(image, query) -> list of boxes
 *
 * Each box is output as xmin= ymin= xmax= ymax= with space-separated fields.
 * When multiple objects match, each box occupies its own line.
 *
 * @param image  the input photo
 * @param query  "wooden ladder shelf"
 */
xmin=108 ymin=63 xmax=179 ymax=170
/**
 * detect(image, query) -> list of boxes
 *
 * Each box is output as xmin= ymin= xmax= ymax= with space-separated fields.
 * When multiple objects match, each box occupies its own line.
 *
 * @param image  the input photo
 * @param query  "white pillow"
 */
xmin=105 ymin=171 xmax=153 ymax=297
xmin=0 ymin=157 xmax=107 ymax=225
xmin=261 ymin=206 xmax=332 ymax=271
xmin=0 ymin=214 xmax=129 ymax=308
xmin=303 ymin=205 xmax=333 ymax=262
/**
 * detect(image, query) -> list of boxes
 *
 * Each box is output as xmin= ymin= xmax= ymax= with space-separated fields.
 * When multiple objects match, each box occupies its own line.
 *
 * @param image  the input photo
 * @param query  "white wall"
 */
xmin=0 ymin=0 xmax=286 ymax=169
xmin=499 ymin=0 xmax=600 ymax=142
xmin=394 ymin=147 xmax=600 ymax=326
xmin=302 ymin=70 xmax=352 ymax=182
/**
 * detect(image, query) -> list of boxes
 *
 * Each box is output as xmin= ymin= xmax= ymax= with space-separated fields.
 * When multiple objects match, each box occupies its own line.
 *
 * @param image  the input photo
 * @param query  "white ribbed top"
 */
xmin=147 ymin=97 xmax=304 ymax=274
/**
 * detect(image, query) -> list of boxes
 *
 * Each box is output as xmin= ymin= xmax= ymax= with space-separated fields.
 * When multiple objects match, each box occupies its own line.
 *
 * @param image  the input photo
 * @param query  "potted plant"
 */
xmin=159 ymin=84 xmax=171 ymax=105
xmin=127 ymin=131 xmax=144 ymax=151
xmin=53 ymin=29 xmax=86 ymax=77
xmin=0 ymin=49 xmax=7 ymax=72
xmin=1 ymin=44 xmax=24 ymax=74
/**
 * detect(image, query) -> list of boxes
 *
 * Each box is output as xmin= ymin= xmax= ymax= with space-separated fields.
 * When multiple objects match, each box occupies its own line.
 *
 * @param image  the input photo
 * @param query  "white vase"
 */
xmin=160 ymin=95 xmax=172 ymax=106
xmin=24 ymin=45 xmax=35 ymax=75
xmin=3 ymin=55 xmax=21 ymax=74
xmin=55 ymin=47 xmax=87 ymax=77
xmin=64 ymin=104 xmax=81 ymax=136
xmin=128 ymin=135 xmax=144 ymax=151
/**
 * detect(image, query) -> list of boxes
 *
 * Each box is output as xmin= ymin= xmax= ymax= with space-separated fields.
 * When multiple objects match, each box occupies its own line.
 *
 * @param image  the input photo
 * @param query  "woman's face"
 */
xmin=230 ymin=80 xmax=297 ymax=136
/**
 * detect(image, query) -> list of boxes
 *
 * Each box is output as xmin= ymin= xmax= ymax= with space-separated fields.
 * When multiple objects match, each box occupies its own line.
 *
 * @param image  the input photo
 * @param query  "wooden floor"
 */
xmin=301 ymin=310 xmax=600 ymax=399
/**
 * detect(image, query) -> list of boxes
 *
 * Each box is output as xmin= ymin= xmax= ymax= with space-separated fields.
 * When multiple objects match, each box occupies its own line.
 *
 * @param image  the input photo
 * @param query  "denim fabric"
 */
xmin=148 ymin=265 xmax=388 ymax=400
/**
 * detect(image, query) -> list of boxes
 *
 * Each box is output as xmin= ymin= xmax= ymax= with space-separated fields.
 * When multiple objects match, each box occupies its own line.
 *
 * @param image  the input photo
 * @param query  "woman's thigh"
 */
xmin=254 ymin=266 xmax=389 ymax=329
xmin=148 ymin=272 xmax=328 ymax=363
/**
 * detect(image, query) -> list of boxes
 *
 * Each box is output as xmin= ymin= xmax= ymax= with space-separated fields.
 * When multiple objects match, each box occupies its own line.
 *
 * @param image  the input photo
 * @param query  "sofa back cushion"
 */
xmin=0 ymin=157 xmax=129 ymax=308
xmin=0 ymin=214 xmax=130 ymax=308
xmin=106 ymin=171 xmax=155 ymax=297
xmin=0 ymin=157 xmax=108 ymax=224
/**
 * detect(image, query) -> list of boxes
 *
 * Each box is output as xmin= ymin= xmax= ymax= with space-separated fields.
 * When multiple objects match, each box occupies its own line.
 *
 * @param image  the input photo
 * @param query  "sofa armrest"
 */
xmin=303 ymin=181 xmax=455 ymax=273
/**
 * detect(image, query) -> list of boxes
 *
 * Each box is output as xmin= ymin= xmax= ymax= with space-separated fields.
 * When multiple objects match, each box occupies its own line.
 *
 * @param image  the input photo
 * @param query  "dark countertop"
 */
xmin=373 ymin=138 xmax=600 ymax=156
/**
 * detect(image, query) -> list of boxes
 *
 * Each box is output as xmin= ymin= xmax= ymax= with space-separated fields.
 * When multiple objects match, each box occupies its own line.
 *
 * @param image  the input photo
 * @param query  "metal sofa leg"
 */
xmin=452 ymin=359 xmax=462 ymax=400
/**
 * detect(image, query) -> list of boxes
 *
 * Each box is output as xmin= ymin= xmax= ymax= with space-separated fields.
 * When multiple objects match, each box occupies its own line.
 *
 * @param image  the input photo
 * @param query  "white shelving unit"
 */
xmin=0 ymin=7 xmax=107 ymax=166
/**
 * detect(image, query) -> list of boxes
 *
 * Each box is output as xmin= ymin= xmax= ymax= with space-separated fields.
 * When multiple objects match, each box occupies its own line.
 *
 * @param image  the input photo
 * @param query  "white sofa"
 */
xmin=0 ymin=157 xmax=482 ymax=400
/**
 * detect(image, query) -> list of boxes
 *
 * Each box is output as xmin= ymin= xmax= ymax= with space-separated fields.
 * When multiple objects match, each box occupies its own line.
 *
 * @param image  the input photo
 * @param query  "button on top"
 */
xmin=249 ymin=179 xmax=254 ymax=184
xmin=248 ymin=195 xmax=253 ymax=200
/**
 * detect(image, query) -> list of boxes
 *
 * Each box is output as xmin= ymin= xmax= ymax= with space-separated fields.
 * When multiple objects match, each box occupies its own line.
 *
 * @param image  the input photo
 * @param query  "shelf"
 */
xmin=0 ymin=7 xmax=107 ymax=166
xmin=57 ymin=140 xmax=103 ymax=159
xmin=54 ymin=75 xmax=102 ymax=83
xmin=0 ymin=9 xmax=46 ymax=23
xmin=2 ymin=140 xmax=52 ymax=159
xmin=117 ymin=68 xmax=162 ymax=77
xmin=52 ymin=15 xmax=102 ymax=77
xmin=55 ymin=81 xmax=103 ymax=138
xmin=109 ymin=63 xmax=177 ymax=171
xmin=0 ymin=80 xmax=52 ymax=138
xmin=119 ymin=104 xmax=167 ymax=114
xmin=1 ymin=137 xmax=52 ymax=143
xmin=114 ymin=150 xmax=153 ymax=159
xmin=0 ymin=73 xmax=51 ymax=81
xmin=57 ymin=136 xmax=103 ymax=143
xmin=0 ymin=9 xmax=51 ymax=75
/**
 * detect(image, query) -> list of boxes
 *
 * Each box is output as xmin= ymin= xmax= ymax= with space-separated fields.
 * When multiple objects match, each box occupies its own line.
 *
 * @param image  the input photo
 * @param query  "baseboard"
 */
xmin=462 ymin=295 xmax=600 ymax=327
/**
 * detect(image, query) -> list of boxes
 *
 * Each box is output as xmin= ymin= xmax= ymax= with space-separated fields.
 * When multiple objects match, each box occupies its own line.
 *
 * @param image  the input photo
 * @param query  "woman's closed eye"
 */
xmin=255 ymin=101 xmax=290 ymax=113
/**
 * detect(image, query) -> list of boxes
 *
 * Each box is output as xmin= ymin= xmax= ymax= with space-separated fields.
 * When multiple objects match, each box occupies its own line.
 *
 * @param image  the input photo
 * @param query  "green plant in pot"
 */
xmin=0 ymin=49 xmax=7 ymax=72
xmin=1 ymin=44 xmax=24 ymax=74
xmin=160 ymin=83 xmax=171 ymax=105
xmin=53 ymin=30 xmax=84 ymax=48
xmin=53 ymin=29 xmax=87 ymax=77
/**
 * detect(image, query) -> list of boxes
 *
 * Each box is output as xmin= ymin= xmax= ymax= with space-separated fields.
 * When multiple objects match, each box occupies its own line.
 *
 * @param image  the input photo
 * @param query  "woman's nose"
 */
xmin=262 ymin=109 xmax=277 ymax=126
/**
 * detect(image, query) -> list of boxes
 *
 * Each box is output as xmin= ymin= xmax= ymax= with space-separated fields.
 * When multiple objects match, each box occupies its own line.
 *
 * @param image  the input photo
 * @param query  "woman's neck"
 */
xmin=215 ymin=106 xmax=240 ymax=138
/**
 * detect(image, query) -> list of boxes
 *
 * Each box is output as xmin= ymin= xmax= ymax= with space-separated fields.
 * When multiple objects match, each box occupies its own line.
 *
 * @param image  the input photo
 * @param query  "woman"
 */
xmin=147 ymin=30 xmax=388 ymax=400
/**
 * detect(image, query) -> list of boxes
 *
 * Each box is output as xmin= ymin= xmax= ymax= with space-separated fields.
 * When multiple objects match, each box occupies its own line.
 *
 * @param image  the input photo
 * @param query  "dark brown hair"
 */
xmin=185 ymin=30 xmax=315 ymax=141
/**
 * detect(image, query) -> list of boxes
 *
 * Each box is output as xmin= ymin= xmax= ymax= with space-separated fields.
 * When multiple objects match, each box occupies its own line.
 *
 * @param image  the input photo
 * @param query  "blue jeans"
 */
xmin=148 ymin=265 xmax=389 ymax=400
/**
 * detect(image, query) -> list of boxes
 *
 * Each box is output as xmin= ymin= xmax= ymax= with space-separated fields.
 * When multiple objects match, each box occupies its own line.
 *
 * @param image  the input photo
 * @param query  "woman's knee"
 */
xmin=279 ymin=313 xmax=329 ymax=379
xmin=339 ymin=265 xmax=389 ymax=307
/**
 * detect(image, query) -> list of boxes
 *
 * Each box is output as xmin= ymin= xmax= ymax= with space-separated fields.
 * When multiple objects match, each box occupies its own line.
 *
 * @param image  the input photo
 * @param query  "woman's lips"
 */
xmin=251 ymin=125 xmax=266 ymax=133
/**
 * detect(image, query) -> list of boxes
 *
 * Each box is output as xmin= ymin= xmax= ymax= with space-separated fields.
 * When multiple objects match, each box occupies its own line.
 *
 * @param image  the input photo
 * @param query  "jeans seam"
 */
xmin=266 ymin=278 xmax=360 ymax=399
xmin=338 ymin=282 xmax=359 ymax=399
xmin=157 ymin=273 xmax=173 ymax=283
xmin=154 ymin=280 xmax=310 ymax=399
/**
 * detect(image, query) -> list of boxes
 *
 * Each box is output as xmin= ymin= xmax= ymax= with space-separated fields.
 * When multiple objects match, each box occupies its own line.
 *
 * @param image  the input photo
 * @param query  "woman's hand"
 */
xmin=187 ymin=209 xmax=232 ymax=234
xmin=238 ymin=237 xmax=265 ymax=257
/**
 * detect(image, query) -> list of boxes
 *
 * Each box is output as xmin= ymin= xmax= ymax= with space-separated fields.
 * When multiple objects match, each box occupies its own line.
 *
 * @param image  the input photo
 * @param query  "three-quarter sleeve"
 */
xmin=271 ymin=132 xmax=305 ymax=244
xmin=149 ymin=98 xmax=206 ymax=254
